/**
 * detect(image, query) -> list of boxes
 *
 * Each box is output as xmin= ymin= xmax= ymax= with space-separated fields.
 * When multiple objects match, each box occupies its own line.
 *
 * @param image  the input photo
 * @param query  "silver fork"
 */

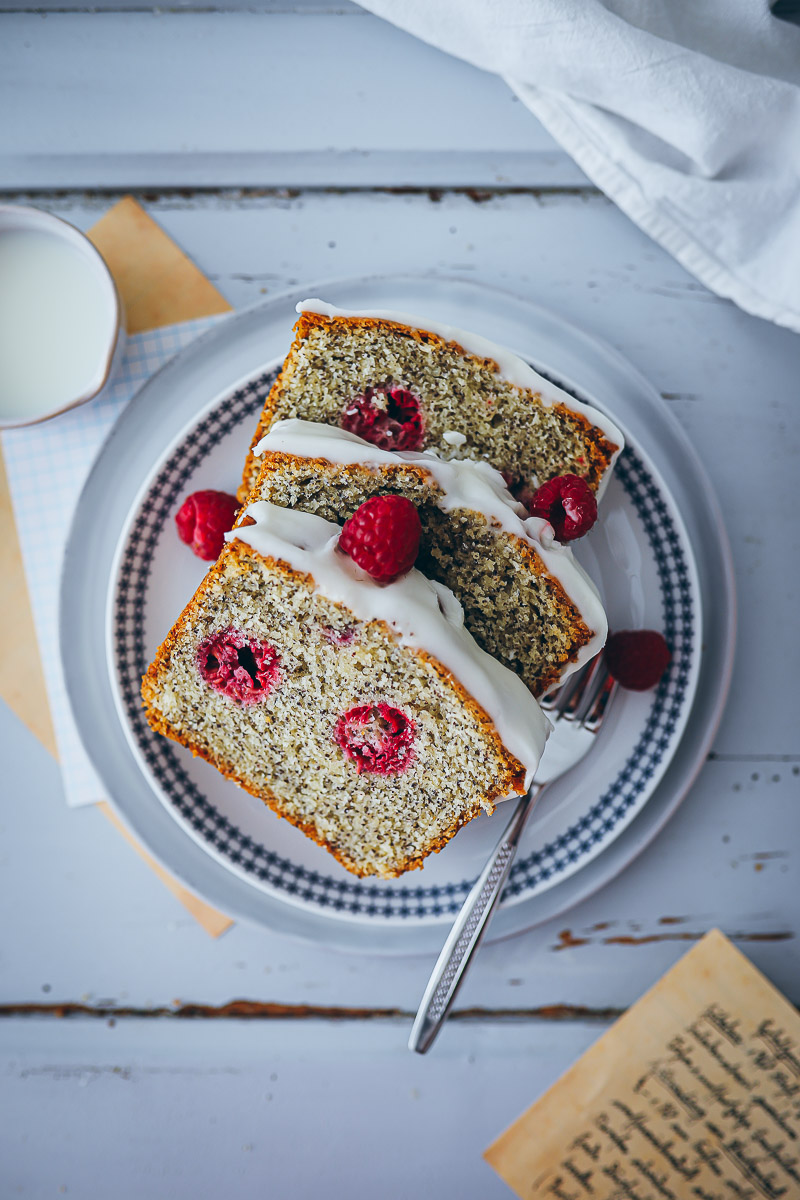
xmin=408 ymin=657 xmax=618 ymax=1054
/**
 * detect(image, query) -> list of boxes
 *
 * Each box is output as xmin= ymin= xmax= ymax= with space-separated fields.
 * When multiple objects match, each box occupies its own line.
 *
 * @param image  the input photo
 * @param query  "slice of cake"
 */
xmin=141 ymin=501 xmax=548 ymax=879
xmin=240 ymin=300 xmax=624 ymax=501
xmin=246 ymin=419 xmax=608 ymax=698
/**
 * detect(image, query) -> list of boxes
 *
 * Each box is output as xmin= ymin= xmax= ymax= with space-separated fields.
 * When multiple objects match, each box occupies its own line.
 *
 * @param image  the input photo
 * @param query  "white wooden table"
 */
xmin=1 ymin=5 xmax=798 ymax=1197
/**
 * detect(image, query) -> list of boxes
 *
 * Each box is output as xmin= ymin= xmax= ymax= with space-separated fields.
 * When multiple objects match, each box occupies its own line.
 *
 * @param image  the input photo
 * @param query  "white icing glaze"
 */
xmin=255 ymin=419 xmax=608 ymax=681
xmin=227 ymin=500 xmax=549 ymax=789
xmin=297 ymin=298 xmax=624 ymax=495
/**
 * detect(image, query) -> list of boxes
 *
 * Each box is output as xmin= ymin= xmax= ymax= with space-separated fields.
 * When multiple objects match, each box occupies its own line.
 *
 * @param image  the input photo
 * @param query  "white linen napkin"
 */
xmin=357 ymin=0 xmax=800 ymax=333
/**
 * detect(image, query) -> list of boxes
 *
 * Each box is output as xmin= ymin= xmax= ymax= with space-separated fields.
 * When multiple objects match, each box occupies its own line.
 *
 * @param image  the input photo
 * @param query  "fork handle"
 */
xmin=408 ymin=784 xmax=544 ymax=1055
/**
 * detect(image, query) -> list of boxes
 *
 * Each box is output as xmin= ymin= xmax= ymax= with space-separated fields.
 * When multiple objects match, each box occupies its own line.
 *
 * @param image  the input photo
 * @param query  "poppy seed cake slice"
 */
xmin=240 ymin=300 xmax=624 ymax=502
xmin=142 ymin=502 xmax=548 ymax=879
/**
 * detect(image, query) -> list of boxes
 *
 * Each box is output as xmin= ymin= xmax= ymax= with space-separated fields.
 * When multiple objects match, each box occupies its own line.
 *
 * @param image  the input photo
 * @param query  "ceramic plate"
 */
xmin=61 ymin=276 xmax=735 ymax=953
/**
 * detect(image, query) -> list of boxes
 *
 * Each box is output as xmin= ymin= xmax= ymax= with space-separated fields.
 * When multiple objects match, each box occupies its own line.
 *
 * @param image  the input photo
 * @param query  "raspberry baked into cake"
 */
xmin=141 ymin=501 xmax=549 ymax=878
xmin=240 ymin=300 xmax=624 ymax=501
xmin=248 ymin=419 xmax=607 ymax=698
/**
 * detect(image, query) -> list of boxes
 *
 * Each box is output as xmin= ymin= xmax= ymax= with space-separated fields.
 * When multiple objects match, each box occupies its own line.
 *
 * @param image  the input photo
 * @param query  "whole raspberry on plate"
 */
xmin=333 ymin=703 xmax=415 ymax=775
xmin=176 ymin=489 xmax=239 ymax=561
xmin=339 ymin=494 xmax=422 ymax=583
xmin=605 ymin=630 xmax=671 ymax=691
xmin=340 ymin=386 xmax=425 ymax=452
xmin=527 ymin=474 xmax=597 ymax=541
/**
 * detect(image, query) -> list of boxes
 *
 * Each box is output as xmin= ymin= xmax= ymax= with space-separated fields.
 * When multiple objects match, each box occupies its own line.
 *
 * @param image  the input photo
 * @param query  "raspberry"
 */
xmin=527 ymin=474 xmax=597 ymax=541
xmin=176 ymin=490 xmax=240 ymax=561
xmin=338 ymin=495 xmax=421 ymax=583
xmin=605 ymin=630 xmax=671 ymax=691
xmin=340 ymin=386 xmax=425 ymax=452
xmin=333 ymin=704 xmax=415 ymax=775
xmin=197 ymin=627 xmax=281 ymax=704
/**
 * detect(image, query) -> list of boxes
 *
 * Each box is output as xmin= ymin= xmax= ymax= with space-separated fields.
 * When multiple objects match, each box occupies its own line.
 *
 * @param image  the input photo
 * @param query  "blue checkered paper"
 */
xmin=2 ymin=315 xmax=227 ymax=807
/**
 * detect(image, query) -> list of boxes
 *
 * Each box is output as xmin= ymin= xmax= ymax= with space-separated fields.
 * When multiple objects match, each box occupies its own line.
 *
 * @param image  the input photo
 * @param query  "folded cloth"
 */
xmin=356 ymin=0 xmax=800 ymax=333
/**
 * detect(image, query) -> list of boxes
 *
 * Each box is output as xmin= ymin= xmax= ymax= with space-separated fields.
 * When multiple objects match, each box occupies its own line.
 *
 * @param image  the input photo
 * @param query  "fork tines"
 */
xmin=541 ymin=656 xmax=616 ymax=731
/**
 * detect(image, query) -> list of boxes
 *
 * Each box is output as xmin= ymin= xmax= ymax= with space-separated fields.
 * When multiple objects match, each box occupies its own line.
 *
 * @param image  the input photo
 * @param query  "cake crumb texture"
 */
xmin=142 ymin=542 xmax=526 ymax=878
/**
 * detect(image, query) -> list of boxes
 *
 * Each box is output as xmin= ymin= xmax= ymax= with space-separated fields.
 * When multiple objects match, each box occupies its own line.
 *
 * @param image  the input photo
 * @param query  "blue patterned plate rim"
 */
xmin=109 ymin=352 xmax=699 ymax=924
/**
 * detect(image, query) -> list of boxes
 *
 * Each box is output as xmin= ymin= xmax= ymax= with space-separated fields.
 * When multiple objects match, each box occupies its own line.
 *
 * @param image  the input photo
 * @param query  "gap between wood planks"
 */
xmin=1 ymin=2 xmax=366 ymax=13
xmin=1 ymin=5 xmax=363 ymax=11
xmin=553 ymin=928 xmax=794 ymax=951
xmin=1 ymin=925 xmax=794 ymax=1023
xmin=0 ymin=1001 xmax=622 ymax=1022
xmin=0 ymin=186 xmax=600 ymax=206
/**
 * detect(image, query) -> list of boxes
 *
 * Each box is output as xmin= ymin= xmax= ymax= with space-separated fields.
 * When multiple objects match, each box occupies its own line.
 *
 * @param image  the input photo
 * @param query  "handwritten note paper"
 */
xmin=485 ymin=931 xmax=800 ymax=1199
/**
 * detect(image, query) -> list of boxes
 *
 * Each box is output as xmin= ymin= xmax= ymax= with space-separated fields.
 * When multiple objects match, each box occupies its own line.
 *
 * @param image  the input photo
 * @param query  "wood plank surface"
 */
xmin=0 ymin=1018 xmax=602 ymax=1200
xmin=1 ymin=689 xmax=796 ymax=1013
xmin=0 ymin=12 xmax=585 ymax=189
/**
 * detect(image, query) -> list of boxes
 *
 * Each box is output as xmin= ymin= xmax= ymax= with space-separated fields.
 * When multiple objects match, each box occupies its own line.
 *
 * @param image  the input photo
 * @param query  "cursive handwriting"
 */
xmin=539 ymin=1001 xmax=800 ymax=1199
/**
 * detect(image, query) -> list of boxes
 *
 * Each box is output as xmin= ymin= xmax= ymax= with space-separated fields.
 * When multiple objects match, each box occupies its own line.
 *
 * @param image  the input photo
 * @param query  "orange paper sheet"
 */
xmin=88 ymin=196 xmax=230 ymax=334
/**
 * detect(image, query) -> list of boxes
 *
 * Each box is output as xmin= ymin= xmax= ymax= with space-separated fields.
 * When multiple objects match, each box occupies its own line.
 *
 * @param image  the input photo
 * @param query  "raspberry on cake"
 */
xmin=196 ymin=626 xmax=281 ymax=704
xmin=245 ymin=419 xmax=608 ymax=698
xmin=339 ymin=494 xmax=422 ymax=582
xmin=333 ymin=703 xmax=415 ymax=775
xmin=141 ymin=501 xmax=549 ymax=879
xmin=239 ymin=300 xmax=624 ymax=502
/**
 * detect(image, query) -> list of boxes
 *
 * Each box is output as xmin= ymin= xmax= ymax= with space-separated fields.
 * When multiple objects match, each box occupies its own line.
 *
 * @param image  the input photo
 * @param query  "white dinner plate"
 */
xmin=61 ymin=275 xmax=735 ymax=954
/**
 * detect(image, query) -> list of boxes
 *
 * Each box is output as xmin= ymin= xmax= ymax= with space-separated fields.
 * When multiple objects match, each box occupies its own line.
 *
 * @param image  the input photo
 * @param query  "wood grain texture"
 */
xmin=0 ymin=1018 xmax=601 ymax=1200
xmin=0 ymin=12 xmax=586 ymax=189
xmin=1 ymin=7 xmax=796 ymax=1189
xmin=0 ymin=0 xmax=364 ymax=11
xmin=98 ymin=803 xmax=233 ymax=938
xmin=1 ymin=4 xmax=796 ymax=1003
